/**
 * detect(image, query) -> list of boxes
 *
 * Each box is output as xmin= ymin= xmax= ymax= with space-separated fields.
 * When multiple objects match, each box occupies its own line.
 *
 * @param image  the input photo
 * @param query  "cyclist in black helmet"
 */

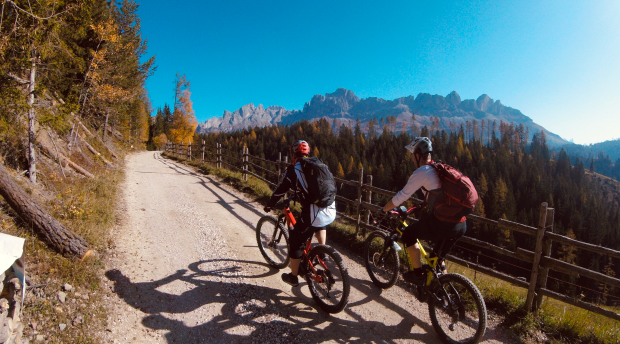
xmin=264 ymin=140 xmax=336 ymax=287
xmin=378 ymin=137 xmax=467 ymax=285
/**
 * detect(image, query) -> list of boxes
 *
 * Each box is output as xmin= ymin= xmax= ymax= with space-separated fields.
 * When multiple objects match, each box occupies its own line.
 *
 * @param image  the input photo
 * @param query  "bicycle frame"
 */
xmin=280 ymin=204 xmax=327 ymax=283
xmin=378 ymin=206 xmax=441 ymax=286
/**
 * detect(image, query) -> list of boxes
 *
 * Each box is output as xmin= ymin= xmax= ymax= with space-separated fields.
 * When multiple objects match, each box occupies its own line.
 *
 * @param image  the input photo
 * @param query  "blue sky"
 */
xmin=138 ymin=0 xmax=620 ymax=145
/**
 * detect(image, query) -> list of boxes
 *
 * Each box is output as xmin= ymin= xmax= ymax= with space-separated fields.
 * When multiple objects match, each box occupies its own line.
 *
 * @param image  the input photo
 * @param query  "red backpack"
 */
xmin=423 ymin=162 xmax=479 ymax=223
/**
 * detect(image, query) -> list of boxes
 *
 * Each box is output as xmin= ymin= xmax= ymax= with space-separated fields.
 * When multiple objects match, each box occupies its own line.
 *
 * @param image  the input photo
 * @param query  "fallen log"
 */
xmin=39 ymin=143 xmax=94 ymax=178
xmin=77 ymin=120 xmax=92 ymax=137
xmin=77 ymin=134 xmax=113 ymax=168
xmin=0 ymin=162 xmax=93 ymax=260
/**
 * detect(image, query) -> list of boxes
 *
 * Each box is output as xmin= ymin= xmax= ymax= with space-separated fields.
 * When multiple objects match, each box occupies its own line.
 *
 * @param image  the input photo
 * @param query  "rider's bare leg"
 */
xmin=407 ymin=243 xmax=422 ymax=269
xmin=314 ymin=229 xmax=326 ymax=245
xmin=290 ymin=258 xmax=301 ymax=275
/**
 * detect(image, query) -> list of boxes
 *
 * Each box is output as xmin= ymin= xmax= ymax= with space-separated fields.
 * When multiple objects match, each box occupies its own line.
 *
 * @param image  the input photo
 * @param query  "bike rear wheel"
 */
xmin=428 ymin=273 xmax=487 ymax=344
xmin=256 ymin=215 xmax=290 ymax=269
xmin=364 ymin=230 xmax=400 ymax=289
xmin=304 ymin=245 xmax=350 ymax=313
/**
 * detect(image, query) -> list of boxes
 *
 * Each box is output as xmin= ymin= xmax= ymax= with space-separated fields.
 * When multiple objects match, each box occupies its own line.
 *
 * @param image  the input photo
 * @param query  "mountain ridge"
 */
xmin=198 ymin=88 xmax=568 ymax=146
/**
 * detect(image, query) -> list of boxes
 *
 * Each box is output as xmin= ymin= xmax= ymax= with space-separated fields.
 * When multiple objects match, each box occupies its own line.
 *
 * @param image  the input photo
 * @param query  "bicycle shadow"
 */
xmin=106 ymin=258 xmax=443 ymax=343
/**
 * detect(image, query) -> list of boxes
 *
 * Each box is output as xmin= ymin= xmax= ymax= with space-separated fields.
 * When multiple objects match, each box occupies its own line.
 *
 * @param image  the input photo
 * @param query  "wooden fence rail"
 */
xmin=163 ymin=142 xmax=620 ymax=321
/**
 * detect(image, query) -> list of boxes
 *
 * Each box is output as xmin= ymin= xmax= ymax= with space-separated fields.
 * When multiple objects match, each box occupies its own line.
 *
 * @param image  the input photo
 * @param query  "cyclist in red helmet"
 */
xmin=264 ymin=140 xmax=336 ymax=286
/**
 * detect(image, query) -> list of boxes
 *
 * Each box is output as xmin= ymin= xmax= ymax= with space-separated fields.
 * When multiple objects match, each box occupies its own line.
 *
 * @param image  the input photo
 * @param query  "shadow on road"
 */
xmin=106 ymin=258 xmax=441 ymax=343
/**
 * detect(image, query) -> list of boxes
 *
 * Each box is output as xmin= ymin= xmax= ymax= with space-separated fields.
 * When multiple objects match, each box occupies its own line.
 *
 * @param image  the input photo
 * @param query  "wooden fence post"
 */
xmin=365 ymin=175 xmax=373 ymax=230
xmin=278 ymin=152 xmax=282 ymax=183
xmin=202 ymin=140 xmax=205 ymax=162
xmin=525 ymin=202 xmax=549 ymax=313
xmin=241 ymin=147 xmax=248 ymax=180
xmin=534 ymin=207 xmax=555 ymax=310
xmin=284 ymin=156 xmax=289 ymax=198
xmin=217 ymin=143 xmax=221 ymax=168
xmin=356 ymin=168 xmax=364 ymax=235
xmin=188 ymin=142 xmax=192 ymax=161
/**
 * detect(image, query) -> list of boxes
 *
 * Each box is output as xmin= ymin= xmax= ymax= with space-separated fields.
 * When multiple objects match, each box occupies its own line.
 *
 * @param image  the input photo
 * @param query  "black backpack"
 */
xmin=298 ymin=157 xmax=336 ymax=208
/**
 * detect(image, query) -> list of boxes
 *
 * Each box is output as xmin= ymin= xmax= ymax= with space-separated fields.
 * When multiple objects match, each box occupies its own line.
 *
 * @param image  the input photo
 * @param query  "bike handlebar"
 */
xmin=274 ymin=197 xmax=294 ymax=210
xmin=372 ymin=205 xmax=422 ymax=226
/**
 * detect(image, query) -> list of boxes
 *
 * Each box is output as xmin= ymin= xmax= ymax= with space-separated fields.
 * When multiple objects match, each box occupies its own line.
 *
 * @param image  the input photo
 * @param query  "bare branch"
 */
xmin=4 ymin=0 xmax=64 ymax=20
xmin=1 ymin=1 xmax=5 ymax=30
xmin=6 ymin=72 xmax=29 ymax=84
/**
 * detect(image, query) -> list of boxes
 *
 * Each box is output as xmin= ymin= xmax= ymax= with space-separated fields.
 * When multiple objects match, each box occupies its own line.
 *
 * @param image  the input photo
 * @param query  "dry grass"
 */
xmin=1 ymin=149 xmax=124 ymax=343
xmin=164 ymin=152 xmax=620 ymax=344
xmin=448 ymin=261 xmax=620 ymax=343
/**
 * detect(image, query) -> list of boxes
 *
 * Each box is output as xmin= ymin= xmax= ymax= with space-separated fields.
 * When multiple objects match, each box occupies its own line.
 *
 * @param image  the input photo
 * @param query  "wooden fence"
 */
xmin=164 ymin=142 xmax=620 ymax=321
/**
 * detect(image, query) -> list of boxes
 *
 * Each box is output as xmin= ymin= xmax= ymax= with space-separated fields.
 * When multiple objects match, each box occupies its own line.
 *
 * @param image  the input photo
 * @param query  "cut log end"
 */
xmin=80 ymin=249 xmax=95 ymax=262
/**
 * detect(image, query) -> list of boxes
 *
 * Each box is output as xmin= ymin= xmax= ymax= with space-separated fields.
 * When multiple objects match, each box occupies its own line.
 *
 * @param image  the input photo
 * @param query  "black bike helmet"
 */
xmin=405 ymin=137 xmax=433 ymax=155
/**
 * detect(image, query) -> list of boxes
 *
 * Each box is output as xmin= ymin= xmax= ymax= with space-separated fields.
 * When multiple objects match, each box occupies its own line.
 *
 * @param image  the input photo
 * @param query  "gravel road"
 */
xmin=102 ymin=151 xmax=519 ymax=343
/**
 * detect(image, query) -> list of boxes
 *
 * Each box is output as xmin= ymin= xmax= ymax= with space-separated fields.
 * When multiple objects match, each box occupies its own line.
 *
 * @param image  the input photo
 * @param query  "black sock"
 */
xmin=413 ymin=267 xmax=424 ymax=275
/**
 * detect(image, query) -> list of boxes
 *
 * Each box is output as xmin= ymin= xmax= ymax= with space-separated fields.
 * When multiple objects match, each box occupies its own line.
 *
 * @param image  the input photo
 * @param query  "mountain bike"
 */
xmin=364 ymin=206 xmax=487 ymax=344
xmin=256 ymin=198 xmax=350 ymax=313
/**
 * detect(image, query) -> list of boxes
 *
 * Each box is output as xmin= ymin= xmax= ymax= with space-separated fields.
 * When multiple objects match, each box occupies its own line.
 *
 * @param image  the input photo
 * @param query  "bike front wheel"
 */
xmin=256 ymin=215 xmax=290 ymax=269
xmin=364 ymin=230 xmax=400 ymax=289
xmin=428 ymin=273 xmax=487 ymax=344
xmin=304 ymin=245 xmax=350 ymax=314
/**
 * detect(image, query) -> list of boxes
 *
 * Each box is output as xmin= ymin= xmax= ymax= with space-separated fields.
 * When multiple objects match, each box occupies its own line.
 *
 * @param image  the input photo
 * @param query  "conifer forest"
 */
xmin=187 ymin=119 xmax=620 ymax=306
xmin=0 ymin=0 xmax=154 ymax=172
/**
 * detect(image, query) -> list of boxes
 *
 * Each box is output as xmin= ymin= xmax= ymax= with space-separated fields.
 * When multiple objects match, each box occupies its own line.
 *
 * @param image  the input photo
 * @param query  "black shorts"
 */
xmin=401 ymin=215 xmax=466 ymax=254
xmin=288 ymin=207 xmax=325 ymax=259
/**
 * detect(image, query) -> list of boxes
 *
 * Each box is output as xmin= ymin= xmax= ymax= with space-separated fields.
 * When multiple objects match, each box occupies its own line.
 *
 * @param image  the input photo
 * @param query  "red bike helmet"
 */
xmin=290 ymin=140 xmax=310 ymax=163
xmin=290 ymin=140 xmax=310 ymax=155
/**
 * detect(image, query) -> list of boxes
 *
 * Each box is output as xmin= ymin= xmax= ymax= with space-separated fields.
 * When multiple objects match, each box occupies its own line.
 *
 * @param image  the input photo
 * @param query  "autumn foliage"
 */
xmin=169 ymin=74 xmax=198 ymax=144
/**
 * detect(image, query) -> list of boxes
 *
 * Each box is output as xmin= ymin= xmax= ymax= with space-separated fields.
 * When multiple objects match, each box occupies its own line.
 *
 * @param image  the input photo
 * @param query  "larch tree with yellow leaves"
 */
xmin=169 ymin=74 xmax=198 ymax=144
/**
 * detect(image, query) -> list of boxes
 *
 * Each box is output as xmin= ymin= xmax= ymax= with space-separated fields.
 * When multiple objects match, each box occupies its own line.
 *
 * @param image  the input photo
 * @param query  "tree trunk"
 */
xmin=28 ymin=51 xmax=37 ymax=184
xmin=103 ymin=108 xmax=109 ymax=142
xmin=77 ymin=119 xmax=92 ymax=136
xmin=0 ymin=163 xmax=93 ymax=260
xmin=78 ymin=134 xmax=113 ymax=168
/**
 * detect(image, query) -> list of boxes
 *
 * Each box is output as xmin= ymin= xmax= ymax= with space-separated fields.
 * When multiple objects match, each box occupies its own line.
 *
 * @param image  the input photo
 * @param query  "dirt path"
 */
xmin=102 ymin=151 xmax=519 ymax=343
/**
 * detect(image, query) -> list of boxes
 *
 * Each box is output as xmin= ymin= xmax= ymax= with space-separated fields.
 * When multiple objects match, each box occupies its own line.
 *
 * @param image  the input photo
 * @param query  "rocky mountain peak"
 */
xmin=197 ymin=88 xmax=568 ymax=147
xmin=446 ymin=91 xmax=461 ymax=106
xmin=476 ymin=94 xmax=493 ymax=111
